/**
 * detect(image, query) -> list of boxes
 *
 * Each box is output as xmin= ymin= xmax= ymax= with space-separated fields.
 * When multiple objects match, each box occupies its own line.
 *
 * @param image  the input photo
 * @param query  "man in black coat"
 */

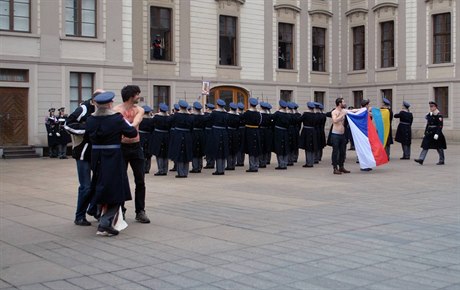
xmin=394 ymin=101 xmax=413 ymax=159
xmin=242 ymin=98 xmax=262 ymax=172
xmin=415 ymin=101 xmax=447 ymax=165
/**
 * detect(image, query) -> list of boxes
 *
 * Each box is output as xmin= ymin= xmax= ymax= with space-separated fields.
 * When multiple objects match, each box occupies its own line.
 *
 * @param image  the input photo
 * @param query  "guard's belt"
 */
xmin=245 ymin=125 xmax=259 ymax=129
xmin=399 ymin=122 xmax=411 ymax=125
xmin=275 ymin=126 xmax=287 ymax=130
xmin=212 ymin=126 xmax=226 ymax=129
xmin=154 ymin=128 xmax=169 ymax=133
xmin=92 ymin=144 xmax=121 ymax=149
xmin=174 ymin=127 xmax=190 ymax=131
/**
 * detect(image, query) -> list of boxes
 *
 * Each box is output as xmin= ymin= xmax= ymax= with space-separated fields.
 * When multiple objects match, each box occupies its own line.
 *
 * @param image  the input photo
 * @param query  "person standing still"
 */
xmin=113 ymin=85 xmax=150 ymax=223
xmin=394 ymin=101 xmax=413 ymax=159
xmin=331 ymin=98 xmax=351 ymax=175
xmin=414 ymin=101 xmax=446 ymax=165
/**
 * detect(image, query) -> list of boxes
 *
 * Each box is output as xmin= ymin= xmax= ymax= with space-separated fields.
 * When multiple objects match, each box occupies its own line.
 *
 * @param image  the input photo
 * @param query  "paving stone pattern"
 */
xmin=1 ymin=144 xmax=459 ymax=289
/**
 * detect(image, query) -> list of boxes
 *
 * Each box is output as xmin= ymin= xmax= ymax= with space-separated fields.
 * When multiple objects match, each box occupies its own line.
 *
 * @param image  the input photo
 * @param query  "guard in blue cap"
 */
xmin=242 ymin=97 xmax=262 ymax=172
xmin=286 ymin=102 xmax=299 ymax=165
xmin=381 ymin=97 xmax=394 ymax=160
xmin=314 ymin=102 xmax=327 ymax=163
xmin=394 ymin=100 xmax=413 ymax=159
xmin=259 ymin=101 xmax=274 ymax=168
xmin=272 ymin=99 xmax=291 ymax=169
xmin=299 ymin=101 xmax=319 ymax=167
xmin=139 ymin=105 xmax=154 ymax=174
xmin=236 ymin=102 xmax=246 ymax=166
xmin=204 ymin=103 xmax=216 ymax=169
xmin=86 ymin=91 xmax=138 ymax=236
xmin=151 ymin=103 xmax=171 ymax=176
xmin=227 ymin=101 xmax=241 ymax=171
xmin=190 ymin=101 xmax=206 ymax=173
xmin=168 ymin=100 xmax=193 ymax=178
xmin=208 ymin=98 xmax=229 ymax=175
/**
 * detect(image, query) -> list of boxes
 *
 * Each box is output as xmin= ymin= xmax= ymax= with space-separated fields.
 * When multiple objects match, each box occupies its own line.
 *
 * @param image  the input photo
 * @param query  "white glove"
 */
xmin=48 ymin=133 xmax=52 ymax=136
xmin=430 ymin=112 xmax=433 ymax=116
xmin=434 ymin=134 xmax=439 ymax=140
xmin=56 ymin=132 xmax=61 ymax=137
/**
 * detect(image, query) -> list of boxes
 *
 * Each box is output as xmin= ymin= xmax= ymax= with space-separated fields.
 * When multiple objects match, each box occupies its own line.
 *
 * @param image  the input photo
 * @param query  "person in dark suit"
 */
xmin=242 ymin=98 xmax=262 ymax=172
xmin=151 ymin=103 xmax=171 ymax=175
xmin=226 ymin=102 xmax=241 ymax=171
xmin=168 ymin=100 xmax=194 ymax=177
xmin=394 ymin=101 xmax=413 ymax=159
xmin=86 ymin=91 xmax=137 ymax=236
xmin=315 ymin=103 xmax=327 ymax=163
xmin=56 ymin=107 xmax=71 ymax=159
xmin=45 ymin=108 xmax=59 ymax=158
xmin=208 ymin=99 xmax=229 ymax=175
xmin=286 ymin=102 xmax=298 ymax=166
xmin=236 ymin=102 xmax=246 ymax=166
xmin=272 ymin=100 xmax=291 ymax=170
xmin=191 ymin=102 xmax=206 ymax=173
xmin=415 ymin=101 xmax=446 ymax=165
xmin=258 ymin=102 xmax=274 ymax=168
xmin=204 ymin=103 xmax=215 ymax=169
xmin=139 ymin=105 xmax=154 ymax=173
xmin=381 ymin=97 xmax=394 ymax=160
xmin=299 ymin=102 xmax=319 ymax=168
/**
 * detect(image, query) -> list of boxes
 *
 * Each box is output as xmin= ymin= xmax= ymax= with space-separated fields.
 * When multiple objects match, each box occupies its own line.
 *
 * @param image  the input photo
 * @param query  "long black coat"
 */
xmin=191 ymin=114 xmax=206 ymax=158
xmin=139 ymin=117 xmax=154 ymax=157
xmin=394 ymin=110 xmax=413 ymax=145
xmin=271 ymin=111 xmax=290 ymax=155
xmin=298 ymin=112 xmax=318 ymax=152
xmin=150 ymin=114 xmax=170 ymax=158
xmin=421 ymin=112 xmax=447 ymax=150
xmin=227 ymin=113 xmax=241 ymax=155
xmin=242 ymin=110 xmax=262 ymax=156
xmin=86 ymin=113 xmax=137 ymax=205
xmin=260 ymin=112 xmax=274 ymax=155
xmin=208 ymin=110 xmax=229 ymax=159
xmin=168 ymin=113 xmax=194 ymax=162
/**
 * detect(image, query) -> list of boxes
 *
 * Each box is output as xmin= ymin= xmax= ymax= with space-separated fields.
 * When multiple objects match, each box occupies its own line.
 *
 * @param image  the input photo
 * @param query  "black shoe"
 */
xmin=74 ymin=218 xmax=91 ymax=226
xmin=302 ymin=164 xmax=313 ymax=168
xmin=97 ymin=225 xmax=119 ymax=236
xmin=246 ymin=169 xmax=258 ymax=172
xmin=400 ymin=157 xmax=410 ymax=160
xmin=154 ymin=172 xmax=167 ymax=176
xmin=259 ymin=165 xmax=267 ymax=168
xmin=204 ymin=165 xmax=214 ymax=169
xmin=287 ymin=163 xmax=293 ymax=166
xmin=360 ymin=168 xmax=373 ymax=172
xmin=59 ymin=156 xmax=68 ymax=159
xmin=190 ymin=169 xmax=201 ymax=173
xmin=436 ymin=161 xmax=445 ymax=165
xmin=169 ymin=168 xmax=177 ymax=172
xmin=212 ymin=172 xmax=224 ymax=175
xmin=314 ymin=161 xmax=319 ymax=164
xmin=275 ymin=167 xmax=287 ymax=170
xmin=175 ymin=175 xmax=187 ymax=178
xmin=224 ymin=167 xmax=235 ymax=171
xmin=236 ymin=164 xmax=244 ymax=167
xmin=414 ymin=159 xmax=423 ymax=165
xmin=135 ymin=210 xmax=151 ymax=223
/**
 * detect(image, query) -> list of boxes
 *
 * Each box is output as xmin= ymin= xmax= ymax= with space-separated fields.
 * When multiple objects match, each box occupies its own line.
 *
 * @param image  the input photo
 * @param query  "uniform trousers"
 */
xmin=192 ymin=157 xmax=203 ymax=171
xmin=176 ymin=161 xmax=189 ymax=177
xmin=402 ymin=144 xmax=411 ymax=158
xmin=249 ymin=155 xmax=259 ymax=171
xmin=277 ymin=155 xmax=288 ymax=168
xmin=418 ymin=148 xmax=444 ymax=163
xmin=156 ymin=157 xmax=168 ymax=174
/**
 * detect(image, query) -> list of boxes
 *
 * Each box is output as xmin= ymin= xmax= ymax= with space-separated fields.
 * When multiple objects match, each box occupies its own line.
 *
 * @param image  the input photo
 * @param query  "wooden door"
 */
xmin=0 ymin=88 xmax=28 ymax=146
xmin=208 ymin=86 xmax=249 ymax=110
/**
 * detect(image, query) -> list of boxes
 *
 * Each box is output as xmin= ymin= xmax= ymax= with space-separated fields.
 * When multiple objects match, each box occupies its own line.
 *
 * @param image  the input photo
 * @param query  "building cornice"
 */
xmin=274 ymin=4 xmax=301 ymax=13
xmin=345 ymin=8 xmax=369 ymax=17
xmin=308 ymin=9 xmax=333 ymax=17
xmin=372 ymin=2 xmax=398 ymax=12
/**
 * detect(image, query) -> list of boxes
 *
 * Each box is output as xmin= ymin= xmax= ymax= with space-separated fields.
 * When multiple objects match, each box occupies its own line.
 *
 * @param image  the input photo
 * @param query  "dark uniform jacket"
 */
xmin=298 ymin=112 xmax=318 ymax=152
xmin=208 ymin=110 xmax=229 ymax=159
xmin=260 ymin=112 xmax=274 ymax=155
xmin=394 ymin=110 xmax=413 ymax=145
xmin=227 ymin=113 xmax=241 ymax=155
xmin=191 ymin=114 xmax=207 ymax=158
xmin=421 ymin=111 xmax=447 ymax=150
xmin=139 ymin=116 xmax=155 ymax=156
xmin=168 ymin=112 xmax=194 ymax=162
xmin=242 ymin=110 xmax=262 ymax=156
xmin=64 ymin=100 xmax=95 ymax=161
xmin=150 ymin=114 xmax=170 ymax=158
xmin=86 ymin=112 xmax=137 ymax=205
xmin=272 ymin=111 xmax=290 ymax=155
xmin=316 ymin=112 xmax=327 ymax=149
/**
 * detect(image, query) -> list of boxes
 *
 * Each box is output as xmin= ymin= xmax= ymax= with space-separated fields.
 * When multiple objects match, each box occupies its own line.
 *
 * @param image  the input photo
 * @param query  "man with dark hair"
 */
xmin=65 ymin=89 xmax=104 ymax=226
xmin=330 ymin=97 xmax=350 ymax=175
xmin=114 ymin=85 xmax=150 ymax=223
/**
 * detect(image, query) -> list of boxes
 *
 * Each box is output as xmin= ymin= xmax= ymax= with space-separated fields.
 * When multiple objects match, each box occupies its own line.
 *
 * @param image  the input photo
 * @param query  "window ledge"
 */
xmin=428 ymin=63 xmax=454 ymax=68
xmin=0 ymin=31 xmax=40 ymax=38
xmin=376 ymin=67 xmax=397 ymax=72
xmin=146 ymin=60 xmax=177 ymax=65
xmin=276 ymin=68 xmax=298 ymax=73
xmin=60 ymin=36 xmax=105 ymax=43
xmin=311 ymin=71 xmax=328 ymax=75
xmin=348 ymin=70 xmax=367 ymax=75
xmin=216 ymin=65 xmax=242 ymax=70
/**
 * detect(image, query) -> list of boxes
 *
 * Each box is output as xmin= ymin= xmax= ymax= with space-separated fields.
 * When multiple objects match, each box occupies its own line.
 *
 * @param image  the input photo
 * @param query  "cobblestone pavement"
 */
xmin=1 ymin=143 xmax=459 ymax=289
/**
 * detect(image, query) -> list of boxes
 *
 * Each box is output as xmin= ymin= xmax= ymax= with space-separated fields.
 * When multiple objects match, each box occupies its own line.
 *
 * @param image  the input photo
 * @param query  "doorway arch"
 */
xmin=208 ymin=85 xmax=249 ymax=110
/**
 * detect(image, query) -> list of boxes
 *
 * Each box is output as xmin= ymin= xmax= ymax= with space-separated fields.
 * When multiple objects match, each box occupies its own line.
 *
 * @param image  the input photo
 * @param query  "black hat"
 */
xmin=429 ymin=101 xmax=438 ymax=107
xmin=48 ymin=108 xmax=56 ymax=112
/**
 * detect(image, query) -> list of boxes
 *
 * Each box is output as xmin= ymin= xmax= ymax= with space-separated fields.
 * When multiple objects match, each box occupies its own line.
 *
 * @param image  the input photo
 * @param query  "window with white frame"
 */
xmin=278 ymin=23 xmax=294 ymax=69
xmin=353 ymin=25 xmax=365 ymax=70
xmin=312 ymin=27 xmax=326 ymax=72
xmin=380 ymin=21 xmax=394 ymax=68
xmin=150 ymin=6 xmax=172 ymax=61
xmin=70 ymin=72 xmax=94 ymax=113
xmin=65 ymin=0 xmax=96 ymax=37
xmin=219 ymin=15 xmax=237 ymax=66
xmin=0 ymin=0 xmax=30 ymax=32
